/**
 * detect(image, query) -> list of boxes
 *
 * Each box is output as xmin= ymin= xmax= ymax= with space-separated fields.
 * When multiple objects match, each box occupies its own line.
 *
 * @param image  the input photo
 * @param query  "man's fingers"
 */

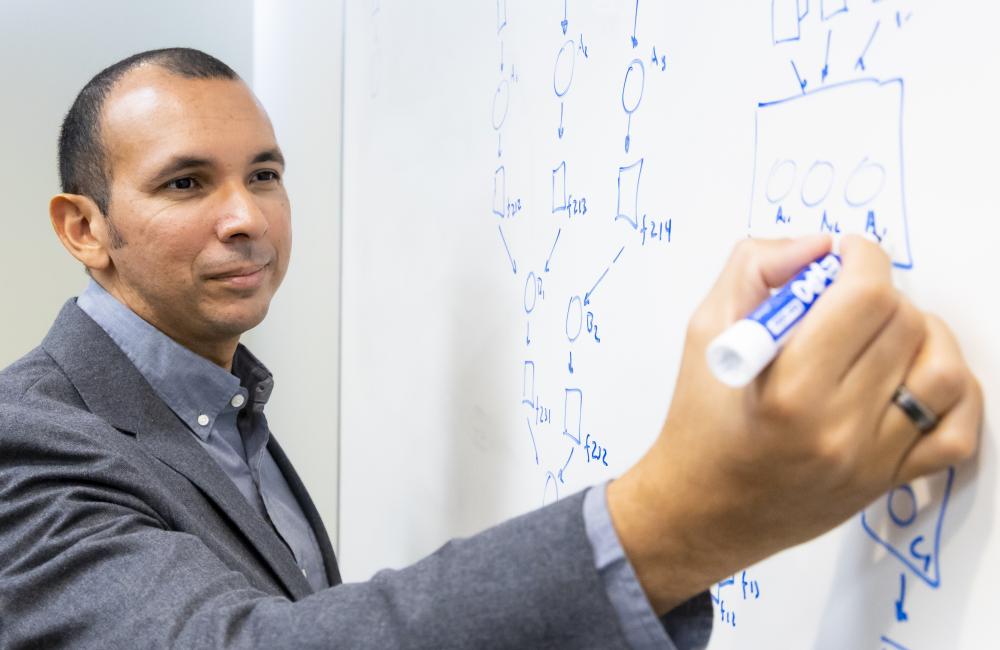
xmin=696 ymin=235 xmax=833 ymax=335
xmin=889 ymin=316 xmax=984 ymax=482
xmin=781 ymin=235 xmax=896 ymax=384
xmin=840 ymin=296 xmax=926 ymax=421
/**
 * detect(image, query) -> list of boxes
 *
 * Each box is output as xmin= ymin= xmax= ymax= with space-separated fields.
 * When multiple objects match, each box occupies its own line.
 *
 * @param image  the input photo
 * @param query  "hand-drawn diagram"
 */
xmin=860 ymin=467 xmax=956 ymax=589
xmin=748 ymin=77 xmax=913 ymax=268
xmin=487 ymin=3 xmax=674 ymax=509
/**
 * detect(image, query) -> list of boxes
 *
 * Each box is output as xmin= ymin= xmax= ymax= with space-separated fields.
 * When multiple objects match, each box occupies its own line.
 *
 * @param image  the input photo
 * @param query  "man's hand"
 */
xmin=607 ymin=235 xmax=983 ymax=615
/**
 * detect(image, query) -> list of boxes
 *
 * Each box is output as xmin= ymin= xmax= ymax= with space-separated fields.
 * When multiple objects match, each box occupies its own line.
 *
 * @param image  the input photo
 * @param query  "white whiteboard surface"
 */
xmin=340 ymin=2 xmax=998 ymax=648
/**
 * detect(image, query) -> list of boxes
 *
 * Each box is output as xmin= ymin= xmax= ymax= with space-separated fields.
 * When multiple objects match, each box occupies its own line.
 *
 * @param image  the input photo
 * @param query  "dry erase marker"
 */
xmin=706 ymin=251 xmax=842 ymax=387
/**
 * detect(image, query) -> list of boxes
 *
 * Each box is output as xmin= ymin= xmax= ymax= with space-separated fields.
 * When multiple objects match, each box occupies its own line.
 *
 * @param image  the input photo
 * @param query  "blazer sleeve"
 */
xmin=0 ymin=400 xmax=637 ymax=649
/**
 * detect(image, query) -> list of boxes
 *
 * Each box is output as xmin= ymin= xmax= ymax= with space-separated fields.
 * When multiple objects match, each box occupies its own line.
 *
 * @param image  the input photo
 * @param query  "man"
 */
xmin=0 ymin=48 xmax=982 ymax=648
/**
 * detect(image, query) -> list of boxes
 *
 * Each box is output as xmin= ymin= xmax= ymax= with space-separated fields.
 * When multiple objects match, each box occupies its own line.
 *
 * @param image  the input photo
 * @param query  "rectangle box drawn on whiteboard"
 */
xmin=747 ymin=77 xmax=914 ymax=269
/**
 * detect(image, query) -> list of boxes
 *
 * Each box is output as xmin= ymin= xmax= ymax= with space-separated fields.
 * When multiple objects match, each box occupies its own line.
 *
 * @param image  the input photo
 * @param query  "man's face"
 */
xmin=96 ymin=66 xmax=291 ymax=351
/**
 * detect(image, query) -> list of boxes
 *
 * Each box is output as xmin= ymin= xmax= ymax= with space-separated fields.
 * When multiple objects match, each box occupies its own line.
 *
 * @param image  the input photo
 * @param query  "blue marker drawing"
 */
xmin=526 ymin=418 xmax=539 ymax=465
xmin=860 ymin=466 xmax=956 ymax=588
xmin=542 ymin=470 xmax=559 ymax=505
xmin=880 ymin=636 xmax=910 ymax=650
xmin=492 ymin=166 xmax=506 ymax=218
xmin=526 ymin=321 xmax=531 ymax=346
xmin=562 ymin=388 xmax=583 ymax=445
xmin=616 ymin=158 xmax=644 ymax=229
xmin=747 ymin=78 xmax=913 ymax=268
xmin=545 ymin=228 xmax=562 ymax=272
xmin=568 ymin=350 xmax=574 ymax=373
xmin=630 ymin=0 xmax=639 ymax=47
xmin=552 ymin=161 xmax=568 ymax=213
xmin=522 ymin=361 xmax=536 ymax=407
xmin=855 ymin=20 xmax=880 ymax=71
xmin=772 ymin=0 xmax=809 ymax=45
xmin=613 ymin=245 xmax=625 ymax=264
xmin=558 ymin=447 xmax=574 ymax=483
xmin=821 ymin=0 xmax=847 ymax=21
xmin=621 ymin=59 xmax=645 ymax=148
xmin=558 ymin=102 xmax=564 ymax=139
xmin=561 ymin=0 xmax=568 ymax=34
xmin=800 ymin=160 xmax=835 ymax=207
xmin=822 ymin=30 xmax=831 ymax=81
xmin=622 ymin=59 xmax=645 ymax=152
xmin=554 ymin=40 xmax=576 ymax=98
xmin=566 ymin=296 xmax=583 ymax=342
xmin=498 ymin=225 xmax=517 ymax=274
xmin=894 ymin=573 xmax=908 ymax=622
xmin=791 ymin=59 xmax=807 ymax=93
xmin=496 ymin=0 xmax=507 ymax=34
xmin=584 ymin=267 xmax=609 ymax=306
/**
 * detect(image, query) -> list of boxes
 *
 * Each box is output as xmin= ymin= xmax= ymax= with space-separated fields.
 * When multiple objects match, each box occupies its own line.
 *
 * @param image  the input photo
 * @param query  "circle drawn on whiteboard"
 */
xmin=888 ymin=484 xmax=918 ymax=528
xmin=542 ymin=471 xmax=559 ymax=506
xmin=524 ymin=272 xmax=538 ymax=314
xmin=492 ymin=80 xmax=510 ymax=130
xmin=553 ymin=40 xmax=576 ymax=98
xmin=800 ymin=160 xmax=835 ymax=207
xmin=566 ymin=296 xmax=583 ymax=342
xmin=844 ymin=157 xmax=887 ymax=207
xmin=765 ymin=159 xmax=797 ymax=204
xmin=621 ymin=58 xmax=645 ymax=114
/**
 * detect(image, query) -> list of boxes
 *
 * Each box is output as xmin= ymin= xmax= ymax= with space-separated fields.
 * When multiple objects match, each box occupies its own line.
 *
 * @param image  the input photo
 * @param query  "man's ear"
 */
xmin=49 ymin=194 xmax=114 ymax=272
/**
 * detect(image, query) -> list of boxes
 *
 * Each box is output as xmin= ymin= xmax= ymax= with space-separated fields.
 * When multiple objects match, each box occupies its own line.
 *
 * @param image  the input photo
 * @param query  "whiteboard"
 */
xmin=340 ymin=2 xmax=998 ymax=648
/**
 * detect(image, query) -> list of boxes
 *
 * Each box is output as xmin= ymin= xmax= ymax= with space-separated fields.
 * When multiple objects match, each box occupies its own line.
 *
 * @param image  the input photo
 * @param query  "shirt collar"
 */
xmin=76 ymin=279 xmax=271 ymax=439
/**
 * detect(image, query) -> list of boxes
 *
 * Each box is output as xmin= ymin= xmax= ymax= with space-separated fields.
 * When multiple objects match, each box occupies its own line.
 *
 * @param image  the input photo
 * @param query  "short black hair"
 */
xmin=58 ymin=48 xmax=240 ymax=225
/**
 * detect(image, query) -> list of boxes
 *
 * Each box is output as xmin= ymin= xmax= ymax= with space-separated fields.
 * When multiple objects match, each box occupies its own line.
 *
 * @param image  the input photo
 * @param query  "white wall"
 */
xmin=248 ymin=0 xmax=344 ymax=550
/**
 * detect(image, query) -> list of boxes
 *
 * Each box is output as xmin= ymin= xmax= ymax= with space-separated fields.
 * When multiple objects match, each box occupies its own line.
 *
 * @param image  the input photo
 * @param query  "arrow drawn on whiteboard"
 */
xmin=855 ymin=20 xmax=880 ymax=71
xmin=561 ymin=0 xmax=568 ymax=34
xmin=584 ymin=267 xmax=609 ymax=306
xmin=630 ymin=0 xmax=639 ymax=47
xmin=526 ymin=418 xmax=539 ymax=465
xmin=545 ymin=228 xmax=562 ymax=272
xmin=526 ymin=321 xmax=531 ymax=346
xmin=894 ymin=573 xmax=908 ymax=622
xmin=821 ymin=30 xmax=831 ymax=82
xmin=791 ymin=59 xmax=807 ymax=93
xmin=498 ymin=225 xmax=517 ymax=274
xmin=568 ymin=350 xmax=574 ymax=374
xmin=558 ymin=447 xmax=574 ymax=483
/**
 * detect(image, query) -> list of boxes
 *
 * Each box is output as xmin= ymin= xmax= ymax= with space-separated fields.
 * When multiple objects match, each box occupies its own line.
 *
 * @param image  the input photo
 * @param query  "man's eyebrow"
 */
xmin=250 ymin=148 xmax=285 ymax=167
xmin=150 ymin=156 xmax=213 ymax=182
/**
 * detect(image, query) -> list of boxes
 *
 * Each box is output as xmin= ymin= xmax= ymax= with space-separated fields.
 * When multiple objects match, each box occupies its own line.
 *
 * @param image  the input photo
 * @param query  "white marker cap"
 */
xmin=706 ymin=319 xmax=779 ymax=388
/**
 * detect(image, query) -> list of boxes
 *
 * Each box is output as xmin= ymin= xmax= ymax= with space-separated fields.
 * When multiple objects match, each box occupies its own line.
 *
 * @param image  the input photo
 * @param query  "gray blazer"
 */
xmin=0 ymin=301 xmax=638 ymax=648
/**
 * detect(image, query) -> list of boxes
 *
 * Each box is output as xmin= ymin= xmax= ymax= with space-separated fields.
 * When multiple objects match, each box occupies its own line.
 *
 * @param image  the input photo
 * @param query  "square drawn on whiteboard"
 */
xmin=562 ymin=388 xmax=582 ymax=445
xmin=493 ymin=166 xmax=506 ymax=218
xmin=748 ymin=78 xmax=913 ymax=268
xmin=772 ymin=0 xmax=808 ymax=44
xmin=522 ymin=361 xmax=535 ymax=407
xmin=552 ymin=161 xmax=568 ymax=213
xmin=615 ymin=158 xmax=644 ymax=230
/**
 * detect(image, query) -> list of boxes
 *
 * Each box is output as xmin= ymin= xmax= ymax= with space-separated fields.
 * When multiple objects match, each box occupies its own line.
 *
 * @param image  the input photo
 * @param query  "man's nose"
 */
xmin=215 ymin=181 xmax=269 ymax=241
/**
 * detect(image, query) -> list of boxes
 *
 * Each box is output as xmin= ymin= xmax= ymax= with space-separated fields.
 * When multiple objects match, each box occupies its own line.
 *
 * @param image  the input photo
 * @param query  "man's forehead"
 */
xmin=100 ymin=66 xmax=275 ymax=170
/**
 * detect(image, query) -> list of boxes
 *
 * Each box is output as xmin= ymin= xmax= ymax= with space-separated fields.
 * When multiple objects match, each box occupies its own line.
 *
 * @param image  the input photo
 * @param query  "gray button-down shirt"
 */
xmin=77 ymin=280 xmax=329 ymax=592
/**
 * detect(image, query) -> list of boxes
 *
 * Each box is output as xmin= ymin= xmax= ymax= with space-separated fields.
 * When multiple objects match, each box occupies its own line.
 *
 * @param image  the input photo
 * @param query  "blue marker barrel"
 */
xmin=707 ymin=252 xmax=842 ymax=387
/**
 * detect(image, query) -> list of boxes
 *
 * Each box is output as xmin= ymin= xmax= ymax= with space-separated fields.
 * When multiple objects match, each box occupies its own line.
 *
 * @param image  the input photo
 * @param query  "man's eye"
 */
xmin=166 ymin=177 xmax=198 ymax=190
xmin=252 ymin=170 xmax=280 ymax=183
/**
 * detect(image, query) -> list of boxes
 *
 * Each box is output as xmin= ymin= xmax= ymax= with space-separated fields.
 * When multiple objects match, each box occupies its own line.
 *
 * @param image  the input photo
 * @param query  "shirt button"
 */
xmin=301 ymin=568 xmax=308 ymax=577
xmin=197 ymin=414 xmax=210 ymax=427
xmin=231 ymin=394 xmax=246 ymax=408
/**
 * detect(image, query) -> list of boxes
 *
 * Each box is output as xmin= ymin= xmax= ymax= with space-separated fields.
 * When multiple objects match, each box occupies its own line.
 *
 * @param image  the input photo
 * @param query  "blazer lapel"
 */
xmin=42 ymin=300 xmax=313 ymax=600
xmin=267 ymin=436 xmax=342 ymax=586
